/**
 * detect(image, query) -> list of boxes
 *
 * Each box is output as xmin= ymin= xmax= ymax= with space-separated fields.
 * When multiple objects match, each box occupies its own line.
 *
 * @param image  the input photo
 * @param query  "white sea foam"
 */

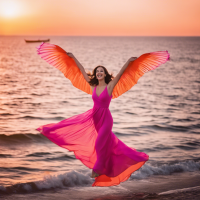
xmin=24 ymin=160 xmax=200 ymax=191
xmin=0 ymin=160 xmax=200 ymax=194
xmin=22 ymin=183 xmax=32 ymax=191
xmin=158 ymin=185 xmax=200 ymax=195
xmin=130 ymin=160 xmax=200 ymax=180
xmin=0 ymin=186 xmax=6 ymax=191
xmin=35 ymin=170 xmax=93 ymax=190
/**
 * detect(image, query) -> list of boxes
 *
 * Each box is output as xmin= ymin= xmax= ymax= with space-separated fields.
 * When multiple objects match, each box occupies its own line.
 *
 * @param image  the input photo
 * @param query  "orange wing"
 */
xmin=37 ymin=43 xmax=92 ymax=95
xmin=112 ymin=51 xmax=170 ymax=99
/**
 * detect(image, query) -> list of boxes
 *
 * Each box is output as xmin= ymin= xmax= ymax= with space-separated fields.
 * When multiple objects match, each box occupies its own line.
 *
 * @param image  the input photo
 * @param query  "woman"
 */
xmin=36 ymin=43 xmax=170 ymax=187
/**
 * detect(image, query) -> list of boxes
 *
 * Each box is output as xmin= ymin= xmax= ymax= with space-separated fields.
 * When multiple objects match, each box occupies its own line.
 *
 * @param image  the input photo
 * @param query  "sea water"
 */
xmin=0 ymin=36 xmax=199 ymax=198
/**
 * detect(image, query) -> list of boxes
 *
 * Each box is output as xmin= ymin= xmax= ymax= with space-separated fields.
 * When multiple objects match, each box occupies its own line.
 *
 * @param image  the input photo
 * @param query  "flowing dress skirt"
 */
xmin=36 ymin=87 xmax=149 ymax=186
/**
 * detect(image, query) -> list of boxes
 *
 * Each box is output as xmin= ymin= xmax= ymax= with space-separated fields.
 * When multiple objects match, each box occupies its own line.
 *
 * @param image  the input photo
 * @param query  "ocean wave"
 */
xmin=0 ymin=113 xmax=14 ymax=116
xmin=0 ymin=115 xmax=66 ymax=121
xmin=19 ymin=116 xmax=65 ymax=120
xmin=26 ymin=152 xmax=52 ymax=157
xmin=26 ymin=152 xmax=76 ymax=161
xmin=130 ymin=160 xmax=200 ymax=180
xmin=141 ymin=124 xmax=200 ymax=132
xmin=158 ymin=185 xmax=200 ymax=196
xmin=0 ymin=154 xmax=12 ymax=158
xmin=0 ymin=160 xmax=200 ymax=195
xmin=0 ymin=170 xmax=92 ymax=194
xmin=178 ymin=57 xmax=200 ymax=63
xmin=43 ymin=155 xmax=76 ymax=161
xmin=0 ymin=133 xmax=48 ymax=144
xmin=114 ymin=132 xmax=137 ymax=137
xmin=143 ymin=140 xmax=200 ymax=152
xmin=0 ymin=166 xmax=42 ymax=172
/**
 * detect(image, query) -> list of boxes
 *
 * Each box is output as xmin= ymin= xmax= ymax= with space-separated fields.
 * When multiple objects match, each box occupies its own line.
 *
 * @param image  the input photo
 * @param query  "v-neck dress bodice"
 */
xmin=36 ymin=85 xmax=149 ymax=187
xmin=93 ymin=86 xmax=112 ymax=109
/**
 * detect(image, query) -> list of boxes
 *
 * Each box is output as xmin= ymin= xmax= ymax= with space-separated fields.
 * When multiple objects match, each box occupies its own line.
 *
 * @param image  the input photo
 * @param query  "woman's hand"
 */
xmin=128 ymin=57 xmax=137 ymax=62
xmin=66 ymin=52 xmax=91 ymax=83
xmin=67 ymin=52 xmax=75 ymax=58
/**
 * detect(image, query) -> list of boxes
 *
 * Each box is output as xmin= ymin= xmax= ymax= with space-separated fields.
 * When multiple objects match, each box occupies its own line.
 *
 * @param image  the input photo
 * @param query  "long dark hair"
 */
xmin=87 ymin=65 xmax=114 ymax=86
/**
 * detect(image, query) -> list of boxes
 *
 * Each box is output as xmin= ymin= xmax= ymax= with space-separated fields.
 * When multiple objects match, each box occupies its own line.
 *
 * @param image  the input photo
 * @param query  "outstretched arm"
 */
xmin=37 ymin=43 xmax=92 ymax=95
xmin=67 ymin=52 xmax=90 ymax=83
xmin=110 ymin=51 xmax=170 ymax=99
xmin=107 ymin=57 xmax=137 ymax=95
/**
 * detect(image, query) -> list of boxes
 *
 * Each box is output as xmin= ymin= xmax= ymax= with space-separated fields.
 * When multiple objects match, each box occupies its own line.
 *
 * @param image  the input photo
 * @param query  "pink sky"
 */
xmin=0 ymin=0 xmax=200 ymax=36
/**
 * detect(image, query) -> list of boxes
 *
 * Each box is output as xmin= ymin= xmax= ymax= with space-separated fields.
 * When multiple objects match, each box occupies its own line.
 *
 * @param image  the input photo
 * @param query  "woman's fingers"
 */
xmin=129 ymin=57 xmax=137 ymax=62
xmin=67 ymin=52 xmax=74 ymax=58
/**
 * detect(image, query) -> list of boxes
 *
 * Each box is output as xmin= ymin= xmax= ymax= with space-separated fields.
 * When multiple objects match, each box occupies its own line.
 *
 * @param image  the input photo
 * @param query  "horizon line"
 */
xmin=0 ymin=35 xmax=200 ymax=37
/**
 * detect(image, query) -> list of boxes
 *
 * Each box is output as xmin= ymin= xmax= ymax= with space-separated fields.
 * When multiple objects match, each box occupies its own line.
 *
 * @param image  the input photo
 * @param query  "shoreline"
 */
xmin=89 ymin=171 xmax=200 ymax=200
xmin=90 ymin=186 xmax=200 ymax=200
xmin=0 ymin=171 xmax=200 ymax=200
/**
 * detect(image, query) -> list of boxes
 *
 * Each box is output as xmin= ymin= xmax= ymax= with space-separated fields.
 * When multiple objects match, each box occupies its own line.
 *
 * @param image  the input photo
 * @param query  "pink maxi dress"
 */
xmin=36 ymin=85 xmax=149 ymax=187
xmin=36 ymin=42 xmax=170 ymax=186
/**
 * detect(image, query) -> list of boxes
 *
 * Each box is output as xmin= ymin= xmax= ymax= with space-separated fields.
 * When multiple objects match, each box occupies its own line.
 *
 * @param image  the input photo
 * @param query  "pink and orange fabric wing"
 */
xmin=112 ymin=51 xmax=170 ymax=99
xmin=37 ymin=43 xmax=92 ymax=95
xmin=37 ymin=43 xmax=170 ymax=98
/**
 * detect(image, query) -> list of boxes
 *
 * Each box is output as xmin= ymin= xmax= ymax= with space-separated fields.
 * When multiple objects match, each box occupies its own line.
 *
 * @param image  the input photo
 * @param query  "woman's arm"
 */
xmin=67 ymin=52 xmax=90 ymax=83
xmin=107 ymin=57 xmax=137 ymax=95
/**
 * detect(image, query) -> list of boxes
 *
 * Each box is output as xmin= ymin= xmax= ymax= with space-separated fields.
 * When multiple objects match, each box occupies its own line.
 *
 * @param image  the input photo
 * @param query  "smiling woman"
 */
xmin=0 ymin=0 xmax=23 ymax=18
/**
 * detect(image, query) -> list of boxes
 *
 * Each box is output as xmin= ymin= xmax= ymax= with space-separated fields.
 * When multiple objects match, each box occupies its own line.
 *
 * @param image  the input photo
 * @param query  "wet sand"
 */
xmin=89 ymin=171 xmax=200 ymax=200
xmin=88 ymin=187 xmax=200 ymax=200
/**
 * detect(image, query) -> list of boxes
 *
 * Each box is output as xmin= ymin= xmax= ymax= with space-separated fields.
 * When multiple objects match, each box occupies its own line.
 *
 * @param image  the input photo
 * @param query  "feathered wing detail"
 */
xmin=112 ymin=51 xmax=170 ymax=99
xmin=37 ymin=43 xmax=92 ymax=95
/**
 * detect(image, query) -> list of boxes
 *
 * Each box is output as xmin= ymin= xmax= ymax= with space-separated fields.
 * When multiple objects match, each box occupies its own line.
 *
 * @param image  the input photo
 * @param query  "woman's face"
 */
xmin=96 ymin=67 xmax=106 ymax=81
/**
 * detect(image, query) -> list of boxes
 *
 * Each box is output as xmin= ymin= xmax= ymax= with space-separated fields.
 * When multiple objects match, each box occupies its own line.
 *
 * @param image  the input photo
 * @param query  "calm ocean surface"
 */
xmin=0 ymin=36 xmax=200 ymax=198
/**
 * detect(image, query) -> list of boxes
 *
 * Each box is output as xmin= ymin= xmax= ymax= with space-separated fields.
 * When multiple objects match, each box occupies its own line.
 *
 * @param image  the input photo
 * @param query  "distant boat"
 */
xmin=25 ymin=39 xmax=50 ymax=43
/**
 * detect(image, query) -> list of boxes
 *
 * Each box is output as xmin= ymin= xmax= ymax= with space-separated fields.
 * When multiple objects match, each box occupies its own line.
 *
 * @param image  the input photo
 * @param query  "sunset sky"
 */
xmin=0 ymin=0 xmax=199 ymax=36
